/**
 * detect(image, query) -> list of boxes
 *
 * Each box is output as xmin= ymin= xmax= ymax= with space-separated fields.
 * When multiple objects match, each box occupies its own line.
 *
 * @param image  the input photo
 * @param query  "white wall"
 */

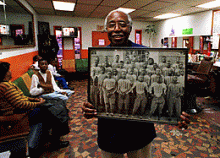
xmin=37 ymin=15 xmax=152 ymax=49
xmin=0 ymin=0 xmax=38 ymax=59
xmin=1 ymin=0 xmax=214 ymax=59
xmin=153 ymin=11 xmax=213 ymax=48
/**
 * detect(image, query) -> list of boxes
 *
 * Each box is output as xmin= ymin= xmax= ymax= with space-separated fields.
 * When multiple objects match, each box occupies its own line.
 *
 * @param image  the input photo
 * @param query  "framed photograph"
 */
xmin=88 ymin=47 xmax=188 ymax=125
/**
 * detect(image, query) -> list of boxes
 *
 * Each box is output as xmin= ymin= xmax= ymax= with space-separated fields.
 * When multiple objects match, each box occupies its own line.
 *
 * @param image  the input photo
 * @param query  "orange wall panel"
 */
xmin=81 ymin=49 xmax=88 ymax=59
xmin=63 ymin=49 xmax=75 ymax=60
xmin=0 ymin=51 xmax=38 ymax=81
xmin=92 ymin=31 xmax=110 ymax=47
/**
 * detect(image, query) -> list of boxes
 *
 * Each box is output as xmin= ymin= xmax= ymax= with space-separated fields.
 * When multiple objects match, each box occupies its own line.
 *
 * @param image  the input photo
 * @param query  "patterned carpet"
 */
xmin=40 ymin=79 xmax=220 ymax=158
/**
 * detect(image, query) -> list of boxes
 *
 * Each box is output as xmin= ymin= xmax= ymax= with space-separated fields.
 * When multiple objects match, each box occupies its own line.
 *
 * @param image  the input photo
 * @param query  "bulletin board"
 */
xmin=212 ymin=10 xmax=220 ymax=49
xmin=212 ymin=10 xmax=220 ymax=34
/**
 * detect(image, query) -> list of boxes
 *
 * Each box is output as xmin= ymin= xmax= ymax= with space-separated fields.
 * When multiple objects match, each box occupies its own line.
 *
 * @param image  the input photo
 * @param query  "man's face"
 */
xmin=166 ymin=62 xmax=171 ymax=68
xmin=95 ymin=57 xmax=99 ymax=65
xmin=121 ymin=71 xmax=126 ymax=78
xmin=107 ymin=71 xmax=112 ymax=78
xmin=138 ymin=75 xmax=144 ymax=82
xmin=51 ymin=60 xmax=56 ymax=66
xmin=156 ymin=69 xmax=161 ymax=75
xmin=4 ymin=70 xmax=12 ymax=81
xmin=172 ymin=76 xmax=178 ymax=83
xmin=161 ymin=56 xmax=166 ymax=63
xmin=115 ymin=55 xmax=119 ymax=62
xmin=106 ymin=11 xmax=131 ymax=46
xmin=39 ymin=60 xmax=48 ymax=73
xmin=113 ymin=69 xmax=117 ymax=75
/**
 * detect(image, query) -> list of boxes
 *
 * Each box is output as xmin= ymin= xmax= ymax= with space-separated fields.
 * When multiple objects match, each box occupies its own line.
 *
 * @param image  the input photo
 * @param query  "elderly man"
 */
xmin=82 ymin=10 xmax=190 ymax=158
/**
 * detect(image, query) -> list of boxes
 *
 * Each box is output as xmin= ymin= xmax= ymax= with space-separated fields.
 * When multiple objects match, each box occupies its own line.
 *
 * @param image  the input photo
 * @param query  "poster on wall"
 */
xmin=212 ymin=10 xmax=220 ymax=34
xmin=88 ymin=47 xmax=188 ymax=125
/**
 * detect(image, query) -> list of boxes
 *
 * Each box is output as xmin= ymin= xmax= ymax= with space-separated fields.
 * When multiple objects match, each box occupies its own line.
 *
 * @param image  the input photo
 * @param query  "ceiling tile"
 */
xmin=55 ymin=11 xmax=75 ymax=17
xmin=158 ymin=0 xmax=180 ymax=2
xmin=74 ymin=4 xmax=97 ymax=13
xmin=178 ymin=0 xmax=215 ymax=7
xmin=172 ymin=7 xmax=207 ymax=15
xmin=74 ymin=4 xmax=97 ymax=17
xmin=26 ymin=0 xmax=53 ymax=9
xmin=141 ymin=11 xmax=166 ymax=18
xmin=100 ymin=0 xmax=128 ymax=7
xmin=121 ymin=0 xmax=155 ymax=9
xmin=35 ymin=8 xmax=55 ymax=15
xmin=89 ymin=6 xmax=116 ymax=18
xmin=141 ymin=1 xmax=174 ymax=11
xmin=133 ymin=16 xmax=156 ymax=22
xmin=77 ymin=0 xmax=103 ymax=5
xmin=73 ymin=11 xmax=91 ymax=17
xmin=159 ymin=3 xmax=189 ymax=13
xmin=130 ymin=10 xmax=151 ymax=18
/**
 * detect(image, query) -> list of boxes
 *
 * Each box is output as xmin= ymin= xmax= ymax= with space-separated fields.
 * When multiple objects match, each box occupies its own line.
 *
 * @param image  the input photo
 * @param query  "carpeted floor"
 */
xmin=40 ymin=79 xmax=220 ymax=158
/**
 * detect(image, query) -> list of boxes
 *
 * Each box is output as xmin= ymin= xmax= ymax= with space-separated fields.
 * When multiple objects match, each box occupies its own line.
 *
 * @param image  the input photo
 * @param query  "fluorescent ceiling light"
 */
xmin=196 ymin=0 xmax=220 ymax=9
xmin=154 ymin=13 xmax=180 ymax=19
xmin=116 ymin=7 xmax=136 ymax=14
xmin=0 ymin=1 xmax=6 ymax=5
xmin=53 ymin=1 xmax=75 ymax=11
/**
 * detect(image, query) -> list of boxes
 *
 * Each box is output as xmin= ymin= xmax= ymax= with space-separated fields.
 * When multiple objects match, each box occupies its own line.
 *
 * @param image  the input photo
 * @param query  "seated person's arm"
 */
xmin=50 ymin=73 xmax=68 ymax=95
xmin=48 ymin=64 xmax=61 ymax=77
xmin=2 ymin=84 xmax=45 ymax=109
xmin=30 ymin=74 xmax=45 ymax=96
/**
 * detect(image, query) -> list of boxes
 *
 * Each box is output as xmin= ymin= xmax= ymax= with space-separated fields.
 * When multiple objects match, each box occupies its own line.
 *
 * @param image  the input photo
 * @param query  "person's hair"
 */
xmin=0 ymin=62 xmax=10 ymax=82
xmin=104 ymin=10 xmax=133 ymax=30
xmin=38 ymin=58 xmax=48 ymax=64
xmin=49 ymin=58 xmax=57 ymax=64
xmin=33 ymin=55 xmax=39 ymax=61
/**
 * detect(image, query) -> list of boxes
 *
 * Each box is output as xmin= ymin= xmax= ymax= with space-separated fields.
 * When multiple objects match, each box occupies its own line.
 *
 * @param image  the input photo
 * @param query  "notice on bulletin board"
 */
xmin=213 ymin=10 xmax=220 ymax=34
xmin=212 ymin=34 xmax=219 ymax=49
xmin=99 ymin=39 xmax=105 ymax=46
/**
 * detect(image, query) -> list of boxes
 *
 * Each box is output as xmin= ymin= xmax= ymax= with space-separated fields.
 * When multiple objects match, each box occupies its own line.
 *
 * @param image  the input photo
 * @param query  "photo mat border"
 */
xmin=88 ymin=47 xmax=188 ymax=125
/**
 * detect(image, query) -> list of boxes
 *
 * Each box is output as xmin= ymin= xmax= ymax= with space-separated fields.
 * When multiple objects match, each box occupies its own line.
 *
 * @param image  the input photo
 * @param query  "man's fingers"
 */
xmin=180 ymin=114 xmax=190 ymax=124
xmin=82 ymin=102 xmax=97 ymax=119
xmin=182 ymin=111 xmax=190 ymax=118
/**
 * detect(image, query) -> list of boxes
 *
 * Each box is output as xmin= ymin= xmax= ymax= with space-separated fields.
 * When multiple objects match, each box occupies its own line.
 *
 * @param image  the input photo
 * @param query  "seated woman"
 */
xmin=0 ymin=62 xmax=69 ymax=157
xmin=0 ymin=62 xmax=45 ymax=157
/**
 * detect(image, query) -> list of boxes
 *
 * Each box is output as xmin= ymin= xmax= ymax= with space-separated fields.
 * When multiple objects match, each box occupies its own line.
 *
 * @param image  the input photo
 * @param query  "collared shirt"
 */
xmin=30 ymin=70 xmax=65 ymax=96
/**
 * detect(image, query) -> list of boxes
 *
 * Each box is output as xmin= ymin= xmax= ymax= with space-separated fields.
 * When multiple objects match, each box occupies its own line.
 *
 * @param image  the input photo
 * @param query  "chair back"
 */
xmin=0 ymin=113 xmax=30 ymax=143
xmin=196 ymin=60 xmax=213 ymax=75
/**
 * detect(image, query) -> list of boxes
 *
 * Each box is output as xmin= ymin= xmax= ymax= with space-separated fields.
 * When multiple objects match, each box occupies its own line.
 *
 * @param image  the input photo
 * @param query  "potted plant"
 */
xmin=145 ymin=25 xmax=156 ymax=47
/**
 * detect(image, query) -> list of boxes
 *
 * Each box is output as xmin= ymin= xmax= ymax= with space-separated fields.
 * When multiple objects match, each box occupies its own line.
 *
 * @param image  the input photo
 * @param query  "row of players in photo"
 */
xmin=90 ymin=68 xmax=184 ymax=120
xmin=91 ymin=65 xmax=185 ymax=89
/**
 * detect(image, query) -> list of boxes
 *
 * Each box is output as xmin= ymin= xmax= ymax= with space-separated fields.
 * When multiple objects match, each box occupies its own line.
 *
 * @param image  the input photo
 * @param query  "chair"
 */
xmin=187 ymin=60 xmax=213 ymax=114
xmin=62 ymin=59 xmax=76 ymax=73
xmin=0 ymin=113 xmax=30 ymax=157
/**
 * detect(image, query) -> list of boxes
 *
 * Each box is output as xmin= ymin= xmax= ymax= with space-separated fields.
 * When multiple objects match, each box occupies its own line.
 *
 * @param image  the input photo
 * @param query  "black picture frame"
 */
xmin=88 ymin=47 xmax=188 ymax=125
xmin=38 ymin=21 xmax=50 ymax=35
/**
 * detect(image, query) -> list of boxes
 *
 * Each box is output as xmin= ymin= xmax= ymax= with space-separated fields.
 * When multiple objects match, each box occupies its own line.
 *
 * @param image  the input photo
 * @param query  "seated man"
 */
xmin=30 ymin=58 xmax=74 ymax=102
xmin=48 ymin=58 xmax=73 ymax=90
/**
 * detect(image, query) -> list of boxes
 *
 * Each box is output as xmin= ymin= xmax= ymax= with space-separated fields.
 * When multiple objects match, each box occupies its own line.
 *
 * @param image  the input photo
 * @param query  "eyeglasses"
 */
xmin=107 ymin=22 xmax=129 ymax=29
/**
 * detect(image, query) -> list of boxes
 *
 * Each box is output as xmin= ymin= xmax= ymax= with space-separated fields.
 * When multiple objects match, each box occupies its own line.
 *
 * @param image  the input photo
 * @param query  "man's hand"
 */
xmin=178 ymin=111 xmax=190 ymax=130
xmin=36 ymin=98 xmax=46 ymax=105
xmin=82 ymin=102 xmax=97 ymax=119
